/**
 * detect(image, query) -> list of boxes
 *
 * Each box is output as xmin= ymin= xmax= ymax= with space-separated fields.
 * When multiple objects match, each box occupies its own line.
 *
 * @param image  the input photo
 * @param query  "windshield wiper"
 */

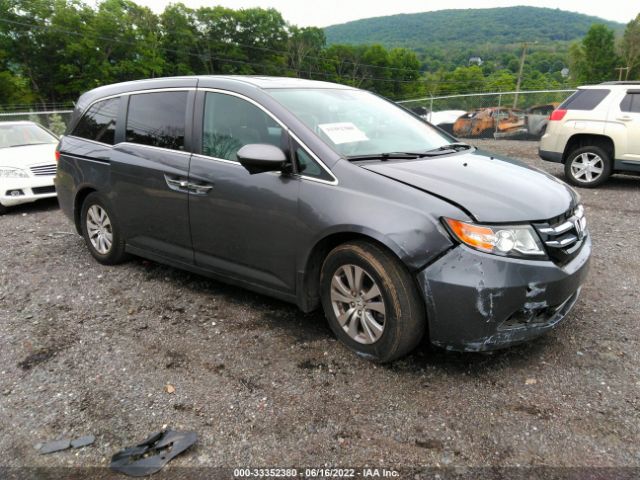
xmin=346 ymin=152 xmax=424 ymax=161
xmin=424 ymin=142 xmax=472 ymax=154
xmin=346 ymin=143 xmax=472 ymax=161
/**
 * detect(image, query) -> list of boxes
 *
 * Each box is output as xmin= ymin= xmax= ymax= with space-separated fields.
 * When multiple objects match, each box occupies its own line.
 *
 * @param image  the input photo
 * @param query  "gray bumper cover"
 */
xmin=417 ymin=236 xmax=591 ymax=351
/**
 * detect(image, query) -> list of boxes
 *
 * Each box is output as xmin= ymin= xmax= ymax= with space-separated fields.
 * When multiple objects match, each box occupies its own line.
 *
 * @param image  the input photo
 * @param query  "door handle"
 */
xmin=617 ymin=116 xmax=633 ymax=122
xmin=164 ymin=174 xmax=189 ymax=192
xmin=188 ymin=182 xmax=213 ymax=195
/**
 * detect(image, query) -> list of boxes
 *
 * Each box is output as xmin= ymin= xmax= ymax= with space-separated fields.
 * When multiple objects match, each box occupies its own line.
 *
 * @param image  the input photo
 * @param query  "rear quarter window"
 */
xmin=620 ymin=91 xmax=640 ymax=113
xmin=125 ymin=91 xmax=188 ymax=151
xmin=559 ymin=89 xmax=610 ymax=111
xmin=72 ymin=97 xmax=120 ymax=145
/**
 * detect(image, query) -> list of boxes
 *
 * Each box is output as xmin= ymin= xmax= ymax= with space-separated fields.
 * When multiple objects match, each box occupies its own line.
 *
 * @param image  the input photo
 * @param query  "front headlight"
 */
xmin=0 ymin=167 xmax=29 ymax=178
xmin=444 ymin=218 xmax=546 ymax=258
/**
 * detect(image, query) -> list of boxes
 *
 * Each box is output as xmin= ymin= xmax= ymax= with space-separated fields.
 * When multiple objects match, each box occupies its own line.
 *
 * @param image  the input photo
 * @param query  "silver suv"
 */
xmin=539 ymin=82 xmax=640 ymax=187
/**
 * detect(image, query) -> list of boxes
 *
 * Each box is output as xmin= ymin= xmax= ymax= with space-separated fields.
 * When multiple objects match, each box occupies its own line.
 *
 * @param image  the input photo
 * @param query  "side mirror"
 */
xmin=237 ymin=144 xmax=288 ymax=175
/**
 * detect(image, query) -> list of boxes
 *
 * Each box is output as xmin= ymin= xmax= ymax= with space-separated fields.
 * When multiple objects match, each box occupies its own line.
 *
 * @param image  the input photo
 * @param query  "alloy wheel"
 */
xmin=570 ymin=152 xmax=604 ymax=183
xmin=330 ymin=264 xmax=386 ymax=345
xmin=86 ymin=204 xmax=113 ymax=254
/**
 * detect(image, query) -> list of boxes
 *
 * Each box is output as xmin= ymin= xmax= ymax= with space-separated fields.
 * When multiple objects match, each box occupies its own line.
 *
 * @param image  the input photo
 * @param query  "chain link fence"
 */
xmin=0 ymin=89 xmax=577 ymax=141
xmin=398 ymin=89 xmax=576 ymax=139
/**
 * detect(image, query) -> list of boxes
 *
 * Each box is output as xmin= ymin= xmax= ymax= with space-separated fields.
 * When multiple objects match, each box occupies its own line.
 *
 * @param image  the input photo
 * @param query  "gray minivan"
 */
xmin=56 ymin=76 xmax=591 ymax=362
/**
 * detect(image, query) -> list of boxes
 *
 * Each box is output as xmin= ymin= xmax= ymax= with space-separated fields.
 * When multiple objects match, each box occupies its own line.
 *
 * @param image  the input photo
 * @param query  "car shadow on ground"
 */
xmin=0 ymin=197 xmax=60 ymax=216
xmin=126 ymin=254 xmax=554 ymax=374
xmin=551 ymin=172 xmax=640 ymax=190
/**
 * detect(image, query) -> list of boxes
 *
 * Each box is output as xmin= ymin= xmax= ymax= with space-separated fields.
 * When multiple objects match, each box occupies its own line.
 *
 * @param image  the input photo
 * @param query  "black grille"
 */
xmin=32 ymin=185 xmax=56 ymax=194
xmin=533 ymin=205 xmax=587 ymax=265
xmin=30 ymin=164 xmax=57 ymax=176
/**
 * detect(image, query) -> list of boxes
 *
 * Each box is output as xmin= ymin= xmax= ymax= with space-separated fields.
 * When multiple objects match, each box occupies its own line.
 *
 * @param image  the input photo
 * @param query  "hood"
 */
xmin=361 ymin=149 xmax=578 ymax=223
xmin=0 ymin=143 xmax=57 ymax=168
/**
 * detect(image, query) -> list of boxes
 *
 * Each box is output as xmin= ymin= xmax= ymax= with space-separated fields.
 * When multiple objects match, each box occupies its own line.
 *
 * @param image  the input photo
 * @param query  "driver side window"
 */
xmin=202 ymin=92 xmax=284 ymax=161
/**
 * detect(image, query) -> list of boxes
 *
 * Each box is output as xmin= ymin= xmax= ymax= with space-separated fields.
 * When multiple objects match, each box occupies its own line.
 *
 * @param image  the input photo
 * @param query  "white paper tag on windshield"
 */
xmin=318 ymin=122 xmax=369 ymax=144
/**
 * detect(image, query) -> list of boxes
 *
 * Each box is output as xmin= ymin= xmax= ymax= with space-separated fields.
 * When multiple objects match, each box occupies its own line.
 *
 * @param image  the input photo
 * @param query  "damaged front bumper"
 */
xmin=417 ymin=236 xmax=591 ymax=352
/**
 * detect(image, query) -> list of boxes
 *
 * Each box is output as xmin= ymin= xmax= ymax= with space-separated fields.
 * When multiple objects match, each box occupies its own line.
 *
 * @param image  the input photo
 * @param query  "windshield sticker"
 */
xmin=318 ymin=122 xmax=369 ymax=144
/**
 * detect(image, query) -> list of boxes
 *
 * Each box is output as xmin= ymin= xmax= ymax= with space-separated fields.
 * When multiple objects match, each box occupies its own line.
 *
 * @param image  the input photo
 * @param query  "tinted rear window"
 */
xmin=620 ymin=92 xmax=640 ymax=113
xmin=560 ymin=89 xmax=610 ymax=111
xmin=126 ymin=91 xmax=187 ymax=151
xmin=73 ymin=97 xmax=120 ymax=145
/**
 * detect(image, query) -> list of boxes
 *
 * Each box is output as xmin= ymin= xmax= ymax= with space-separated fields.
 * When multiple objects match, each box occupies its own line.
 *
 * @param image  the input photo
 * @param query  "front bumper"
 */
xmin=0 ymin=176 xmax=57 ymax=207
xmin=417 ymin=235 xmax=591 ymax=352
xmin=538 ymin=148 xmax=563 ymax=163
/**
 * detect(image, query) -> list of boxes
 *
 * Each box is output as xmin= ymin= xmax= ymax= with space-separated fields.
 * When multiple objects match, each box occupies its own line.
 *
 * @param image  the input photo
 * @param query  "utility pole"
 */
xmin=513 ymin=42 xmax=528 ymax=109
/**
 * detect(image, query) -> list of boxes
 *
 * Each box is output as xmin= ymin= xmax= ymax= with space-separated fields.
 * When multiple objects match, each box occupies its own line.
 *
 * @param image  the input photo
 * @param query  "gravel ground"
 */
xmin=1 ymin=140 xmax=639 ymax=475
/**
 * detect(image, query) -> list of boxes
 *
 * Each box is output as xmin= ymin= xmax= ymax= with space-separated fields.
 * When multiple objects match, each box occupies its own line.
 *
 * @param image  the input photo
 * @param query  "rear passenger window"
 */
xmin=126 ymin=92 xmax=187 ymax=151
xmin=202 ymin=92 xmax=285 ymax=161
xmin=620 ymin=92 xmax=640 ymax=113
xmin=72 ymin=97 xmax=120 ymax=145
xmin=560 ymin=89 xmax=610 ymax=110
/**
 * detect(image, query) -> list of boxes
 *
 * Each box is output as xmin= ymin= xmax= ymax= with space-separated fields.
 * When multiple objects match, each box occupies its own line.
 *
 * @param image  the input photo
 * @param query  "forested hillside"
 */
xmin=325 ymin=7 xmax=624 ymax=71
xmin=0 ymin=2 xmax=636 ymax=108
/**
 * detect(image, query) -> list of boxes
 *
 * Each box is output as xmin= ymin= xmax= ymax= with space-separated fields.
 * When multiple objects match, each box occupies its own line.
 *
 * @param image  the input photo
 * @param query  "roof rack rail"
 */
xmin=600 ymin=81 xmax=640 ymax=85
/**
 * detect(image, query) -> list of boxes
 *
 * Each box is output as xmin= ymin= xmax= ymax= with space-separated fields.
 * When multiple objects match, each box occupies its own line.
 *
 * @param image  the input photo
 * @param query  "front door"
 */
xmin=188 ymin=90 xmax=301 ymax=293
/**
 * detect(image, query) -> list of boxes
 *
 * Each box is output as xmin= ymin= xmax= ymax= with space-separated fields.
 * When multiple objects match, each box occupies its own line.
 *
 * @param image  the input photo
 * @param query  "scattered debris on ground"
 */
xmin=109 ymin=430 xmax=197 ymax=477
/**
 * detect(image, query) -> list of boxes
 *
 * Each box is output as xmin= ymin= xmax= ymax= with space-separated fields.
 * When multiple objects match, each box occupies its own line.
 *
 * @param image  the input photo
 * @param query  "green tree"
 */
xmin=286 ymin=26 xmax=326 ymax=77
xmin=48 ymin=113 xmax=67 ymax=136
xmin=160 ymin=3 xmax=200 ymax=76
xmin=620 ymin=13 xmax=640 ymax=79
xmin=570 ymin=24 xmax=619 ymax=83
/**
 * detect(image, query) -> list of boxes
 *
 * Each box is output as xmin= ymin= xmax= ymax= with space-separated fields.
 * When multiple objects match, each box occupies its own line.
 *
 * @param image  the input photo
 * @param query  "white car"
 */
xmin=0 ymin=121 xmax=59 ymax=214
xmin=539 ymin=81 xmax=640 ymax=187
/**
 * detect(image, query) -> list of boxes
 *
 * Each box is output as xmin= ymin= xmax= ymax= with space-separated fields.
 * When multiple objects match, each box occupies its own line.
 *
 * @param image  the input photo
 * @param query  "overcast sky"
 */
xmin=133 ymin=0 xmax=638 ymax=26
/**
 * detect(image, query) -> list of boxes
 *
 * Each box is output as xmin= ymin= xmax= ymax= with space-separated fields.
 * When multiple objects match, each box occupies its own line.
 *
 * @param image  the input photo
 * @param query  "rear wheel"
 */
xmin=320 ymin=241 xmax=425 ymax=362
xmin=80 ymin=192 xmax=128 ymax=265
xmin=0 ymin=204 xmax=7 ymax=215
xmin=564 ymin=146 xmax=612 ymax=188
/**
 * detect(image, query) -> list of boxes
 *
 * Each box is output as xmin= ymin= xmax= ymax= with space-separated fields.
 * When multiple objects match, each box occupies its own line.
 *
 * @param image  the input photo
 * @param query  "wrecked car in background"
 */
xmin=525 ymin=103 xmax=559 ymax=138
xmin=453 ymin=107 xmax=525 ymax=139
xmin=426 ymin=110 xmax=467 ymax=134
xmin=56 ymin=76 xmax=590 ymax=361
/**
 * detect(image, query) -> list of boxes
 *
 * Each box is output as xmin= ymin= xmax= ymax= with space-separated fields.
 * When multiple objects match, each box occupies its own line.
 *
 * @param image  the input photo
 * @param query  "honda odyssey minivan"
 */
xmin=56 ymin=76 xmax=591 ymax=362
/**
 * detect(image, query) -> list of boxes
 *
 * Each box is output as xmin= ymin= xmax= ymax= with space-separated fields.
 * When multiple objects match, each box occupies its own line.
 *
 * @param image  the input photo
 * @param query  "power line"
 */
xmin=0 ymin=16 xmax=430 ymax=85
xmin=0 ymin=2 xmax=424 ymax=77
xmin=1 ymin=14 xmax=569 ymax=92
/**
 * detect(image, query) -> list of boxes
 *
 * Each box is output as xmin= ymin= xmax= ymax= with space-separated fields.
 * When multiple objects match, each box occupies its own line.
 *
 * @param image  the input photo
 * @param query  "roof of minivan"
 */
xmin=205 ymin=76 xmax=353 ymax=89
xmin=74 ymin=75 xmax=354 ymax=114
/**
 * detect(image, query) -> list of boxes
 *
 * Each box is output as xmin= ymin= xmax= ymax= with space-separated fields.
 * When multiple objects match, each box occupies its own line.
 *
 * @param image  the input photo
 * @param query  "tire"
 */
xmin=80 ymin=192 xmax=128 ymax=265
xmin=0 ymin=204 xmax=7 ymax=215
xmin=320 ymin=241 xmax=425 ymax=363
xmin=564 ymin=146 xmax=612 ymax=188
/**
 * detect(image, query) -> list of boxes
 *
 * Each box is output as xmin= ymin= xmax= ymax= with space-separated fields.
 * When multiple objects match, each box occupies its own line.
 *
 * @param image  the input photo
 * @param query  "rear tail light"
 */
xmin=55 ymin=150 xmax=60 ymax=162
xmin=549 ymin=109 xmax=567 ymax=121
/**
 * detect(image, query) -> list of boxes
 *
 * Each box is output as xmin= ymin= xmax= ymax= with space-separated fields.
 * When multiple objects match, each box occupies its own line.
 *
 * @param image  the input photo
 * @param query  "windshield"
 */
xmin=268 ymin=88 xmax=453 ymax=157
xmin=0 ymin=123 xmax=58 ymax=149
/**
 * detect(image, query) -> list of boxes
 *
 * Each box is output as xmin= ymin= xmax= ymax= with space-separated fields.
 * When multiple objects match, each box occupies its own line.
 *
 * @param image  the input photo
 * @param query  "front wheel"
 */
xmin=564 ymin=146 xmax=612 ymax=188
xmin=80 ymin=192 xmax=128 ymax=265
xmin=320 ymin=241 xmax=426 ymax=362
